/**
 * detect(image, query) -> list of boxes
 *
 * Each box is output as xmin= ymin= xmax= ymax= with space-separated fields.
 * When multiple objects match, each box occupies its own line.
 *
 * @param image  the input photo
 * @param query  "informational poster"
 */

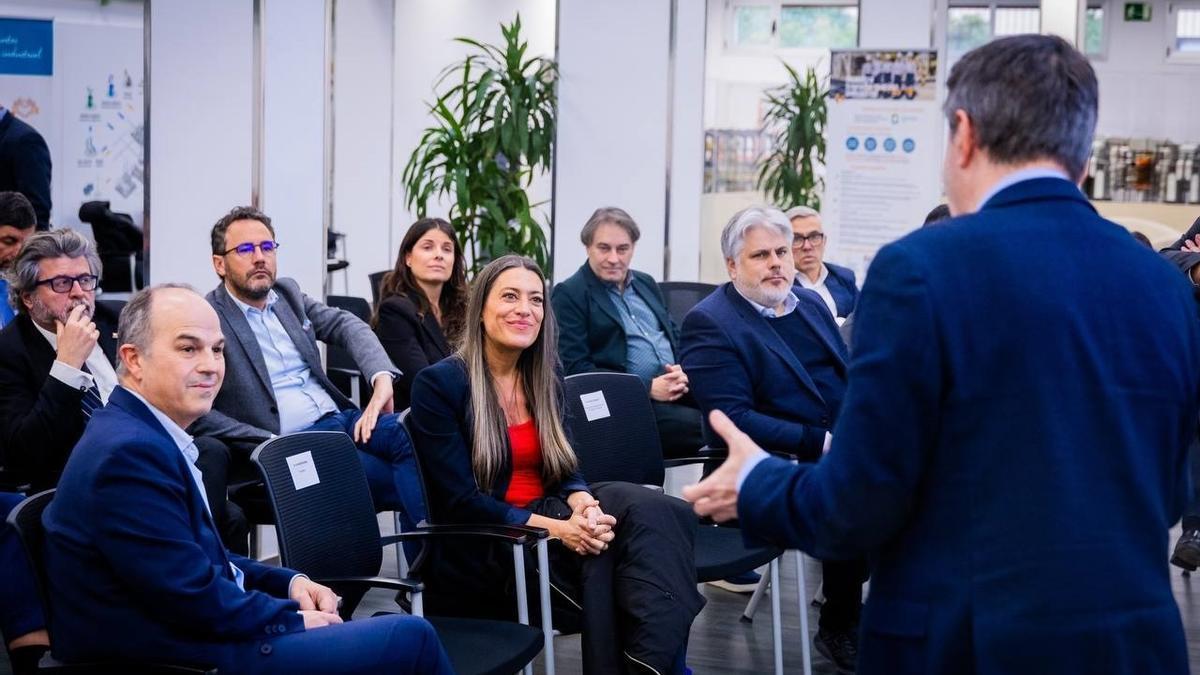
xmin=0 ymin=18 xmax=55 ymax=170
xmin=823 ymin=49 xmax=943 ymax=280
xmin=56 ymin=21 xmax=144 ymax=230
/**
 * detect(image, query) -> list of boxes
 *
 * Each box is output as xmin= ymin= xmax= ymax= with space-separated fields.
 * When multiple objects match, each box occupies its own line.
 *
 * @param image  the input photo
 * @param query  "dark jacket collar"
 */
xmin=981 ymin=176 xmax=1093 ymax=214
xmin=720 ymin=283 xmax=826 ymax=403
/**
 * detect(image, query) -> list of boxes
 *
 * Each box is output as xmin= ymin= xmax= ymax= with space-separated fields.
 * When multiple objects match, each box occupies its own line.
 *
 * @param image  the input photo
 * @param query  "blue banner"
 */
xmin=0 ymin=18 xmax=53 ymax=76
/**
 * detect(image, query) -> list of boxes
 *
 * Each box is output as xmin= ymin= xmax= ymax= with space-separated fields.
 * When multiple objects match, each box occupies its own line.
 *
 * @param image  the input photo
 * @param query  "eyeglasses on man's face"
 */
xmin=223 ymin=240 xmax=281 ymax=257
xmin=35 ymin=274 xmax=99 ymax=294
xmin=792 ymin=232 xmax=826 ymax=248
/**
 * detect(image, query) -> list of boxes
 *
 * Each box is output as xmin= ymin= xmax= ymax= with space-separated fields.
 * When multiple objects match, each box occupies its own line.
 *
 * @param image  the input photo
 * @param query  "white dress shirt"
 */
xmin=795 ymin=263 xmax=841 ymax=322
xmin=34 ymin=320 xmax=119 ymax=403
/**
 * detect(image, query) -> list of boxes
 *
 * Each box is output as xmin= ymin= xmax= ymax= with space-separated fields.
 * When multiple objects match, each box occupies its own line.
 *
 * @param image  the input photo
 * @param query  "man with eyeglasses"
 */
xmin=192 ymin=206 xmax=421 ymax=521
xmin=0 ymin=230 xmax=250 ymax=672
xmin=786 ymin=206 xmax=859 ymax=325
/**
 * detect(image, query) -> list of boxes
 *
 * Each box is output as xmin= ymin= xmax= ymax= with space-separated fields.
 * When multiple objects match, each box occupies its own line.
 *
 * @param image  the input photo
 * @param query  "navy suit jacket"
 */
xmin=552 ymin=263 xmax=679 ymax=375
xmin=823 ymin=262 xmax=859 ymax=318
xmin=739 ymin=178 xmax=1200 ymax=674
xmin=0 ymin=110 xmax=52 ymax=228
xmin=43 ymin=387 xmax=304 ymax=667
xmin=679 ymin=283 xmax=847 ymax=460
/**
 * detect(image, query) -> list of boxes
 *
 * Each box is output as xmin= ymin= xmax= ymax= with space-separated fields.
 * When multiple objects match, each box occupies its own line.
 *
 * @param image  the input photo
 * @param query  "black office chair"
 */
xmin=658 ymin=281 xmax=717 ymax=328
xmin=368 ymin=271 xmax=389 ymax=309
xmin=251 ymin=431 xmax=546 ymax=675
xmin=7 ymin=490 xmax=217 ymax=674
xmin=78 ymin=201 xmax=144 ymax=293
xmin=561 ymin=372 xmax=811 ymax=675
xmin=325 ymin=295 xmax=375 ymax=406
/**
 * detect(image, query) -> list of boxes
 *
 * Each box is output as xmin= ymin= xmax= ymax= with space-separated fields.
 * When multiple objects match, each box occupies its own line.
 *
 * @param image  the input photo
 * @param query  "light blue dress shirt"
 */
xmin=606 ymin=277 xmax=677 ymax=385
xmin=0 ymin=278 xmax=14 ymax=328
xmin=124 ymin=387 xmax=245 ymax=591
xmin=230 ymin=290 xmax=339 ymax=434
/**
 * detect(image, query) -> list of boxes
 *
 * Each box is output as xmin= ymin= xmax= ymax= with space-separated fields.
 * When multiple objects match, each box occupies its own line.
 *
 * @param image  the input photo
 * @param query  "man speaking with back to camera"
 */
xmin=684 ymin=35 xmax=1200 ymax=674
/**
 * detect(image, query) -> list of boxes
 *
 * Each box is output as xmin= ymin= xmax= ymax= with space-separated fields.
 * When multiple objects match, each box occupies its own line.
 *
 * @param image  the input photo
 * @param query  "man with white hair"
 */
xmin=679 ymin=205 xmax=867 ymax=672
xmin=786 ymin=205 xmax=858 ymax=323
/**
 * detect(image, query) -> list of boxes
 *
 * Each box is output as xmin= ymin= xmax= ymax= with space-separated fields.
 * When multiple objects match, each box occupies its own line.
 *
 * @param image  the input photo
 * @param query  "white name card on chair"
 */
xmin=286 ymin=451 xmax=321 ymax=490
xmin=579 ymin=391 xmax=611 ymax=422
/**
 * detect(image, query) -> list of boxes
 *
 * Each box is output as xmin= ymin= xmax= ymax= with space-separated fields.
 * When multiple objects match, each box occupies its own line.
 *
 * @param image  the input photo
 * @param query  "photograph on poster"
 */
xmin=829 ymin=50 xmax=938 ymax=102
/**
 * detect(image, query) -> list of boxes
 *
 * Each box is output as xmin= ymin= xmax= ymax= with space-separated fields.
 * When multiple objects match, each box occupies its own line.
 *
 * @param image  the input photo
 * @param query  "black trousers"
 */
xmin=192 ymin=435 xmax=250 ymax=556
xmin=819 ymin=557 xmax=870 ymax=632
xmin=652 ymin=400 xmax=706 ymax=459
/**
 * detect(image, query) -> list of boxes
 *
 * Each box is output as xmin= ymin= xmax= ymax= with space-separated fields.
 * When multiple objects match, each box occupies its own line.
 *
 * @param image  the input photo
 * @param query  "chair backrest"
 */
xmin=7 ymin=490 xmax=57 ymax=634
xmin=324 ymin=295 xmax=374 ymax=376
xmin=659 ymin=281 xmax=717 ymax=328
xmin=97 ymin=298 xmax=127 ymax=318
xmin=251 ymin=432 xmax=383 ymax=579
xmin=562 ymin=372 xmax=665 ymax=487
xmin=368 ymin=271 xmax=389 ymax=308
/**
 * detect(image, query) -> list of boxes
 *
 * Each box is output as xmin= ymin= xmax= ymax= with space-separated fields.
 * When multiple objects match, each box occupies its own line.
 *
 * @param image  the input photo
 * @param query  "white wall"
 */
xmin=860 ymin=0 xmax=935 ymax=49
xmin=555 ymin=0 xmax=672 ymax=281
xmin=259 ymin=0 xmax=326 ymax=295
xmin=330 ymin=0 xmax=393 ymax=300
xmin=148 ymin=0 xmax=253 ymax=290
xmin=392 ymin=0 xmax=555 ymax=275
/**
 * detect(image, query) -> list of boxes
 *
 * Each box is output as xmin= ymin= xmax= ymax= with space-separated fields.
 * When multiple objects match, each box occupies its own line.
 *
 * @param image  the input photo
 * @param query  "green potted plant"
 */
xmin=756 ymin=62 xmax=828 ymax=210
xmin=402 ymin=15 xmax=556 ymax=274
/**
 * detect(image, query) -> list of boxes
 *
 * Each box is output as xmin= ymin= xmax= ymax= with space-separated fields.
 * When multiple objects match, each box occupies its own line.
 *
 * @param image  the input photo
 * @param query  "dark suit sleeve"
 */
xmin=680 ymin=307 xmax=826 ymax=458
xmin=738 ymin=242 xmax=940 ymax=559
xmin=298 ymin=285 xmax=398 ymax=380
xmin=408 ymin=365 xmax=534 ymax=526
xmin=11 ymin=128 xmax=52 ymax=228
xmin=1163 ymin=216 xmax=1200 ymax=252
xmin=551 ymin=283 xmax=597 ymax=375
xmin=376 ymin=299 xmax=433 ymax=402
xmin=187 ymin=409 xmax=273 ymax=448
xmin=89 ymin=438 xmax=304 ymax=640
xmin=0 ymin=346 xmax=86 ymax=485
xmin=1162 ymin=249 xmax=1200 ymax=283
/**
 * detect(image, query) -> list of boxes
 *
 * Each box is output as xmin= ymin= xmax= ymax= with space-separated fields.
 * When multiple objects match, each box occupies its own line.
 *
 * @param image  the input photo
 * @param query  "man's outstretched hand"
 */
xmin=681 ymin=410 xmax=767 ymax=522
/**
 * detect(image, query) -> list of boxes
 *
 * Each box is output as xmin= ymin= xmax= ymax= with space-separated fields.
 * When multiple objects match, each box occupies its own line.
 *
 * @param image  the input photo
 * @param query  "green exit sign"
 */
xmin=1124 ymin=2 xmax=1151 ymax=21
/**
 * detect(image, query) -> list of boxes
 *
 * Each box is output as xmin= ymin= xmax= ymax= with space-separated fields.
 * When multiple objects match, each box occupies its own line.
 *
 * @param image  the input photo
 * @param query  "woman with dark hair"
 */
xmin=372 ymin=218 xmax=468 ymax=410
xmin=409 ymin=255 xmax=704 ymax=675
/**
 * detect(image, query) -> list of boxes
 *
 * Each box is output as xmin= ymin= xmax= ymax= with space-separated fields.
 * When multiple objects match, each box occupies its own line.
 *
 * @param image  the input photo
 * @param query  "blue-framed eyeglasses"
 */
xmin=222 ymin=240 xmax=280 ymax=257
xmin=35 ymin=274 xmax=99 ymax=293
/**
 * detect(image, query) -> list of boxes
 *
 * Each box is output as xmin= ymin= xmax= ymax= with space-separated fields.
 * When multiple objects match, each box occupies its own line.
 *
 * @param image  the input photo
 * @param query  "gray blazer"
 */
xmin=189 ymin=278 xmax=398 ymax=449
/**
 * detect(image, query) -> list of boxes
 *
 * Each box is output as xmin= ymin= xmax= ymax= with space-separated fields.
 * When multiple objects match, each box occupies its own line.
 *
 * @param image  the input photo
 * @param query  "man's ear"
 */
xmin=725 ymin=257 xmax=737 ymax=281
xmin=212 ymin=254 xmax=225 ymax=280
xmin=950 ymin=109 xmax=977 ymax=170
xmin=118 ymin=344 xmax=140 ymax=381
xmin=20 ymin=291 xmax=33 ymax=312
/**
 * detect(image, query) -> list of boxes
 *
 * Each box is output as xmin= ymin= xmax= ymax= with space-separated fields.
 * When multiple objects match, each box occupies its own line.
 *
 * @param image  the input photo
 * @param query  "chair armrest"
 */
xmin=381 ymin=523 xmax=549 ymax=548
xmin=312 ymin=575 xmax=424 ymax=595
xmin=664 ymin=449 xmax=799 ymax=468
xmin=326 ymin=366 xmax=362 ymax=379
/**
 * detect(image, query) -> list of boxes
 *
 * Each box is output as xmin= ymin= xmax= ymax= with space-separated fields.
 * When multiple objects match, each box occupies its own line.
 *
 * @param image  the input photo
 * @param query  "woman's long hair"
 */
xmin=459 ymin=255 xmax=578 ymax=492
xmin=372 ymin=218 xmax=468 ymax=346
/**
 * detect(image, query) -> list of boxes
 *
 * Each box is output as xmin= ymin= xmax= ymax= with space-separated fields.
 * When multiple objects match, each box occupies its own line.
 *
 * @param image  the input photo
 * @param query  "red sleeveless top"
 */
xmin=505 ymin=420 xmax=544 ymax=507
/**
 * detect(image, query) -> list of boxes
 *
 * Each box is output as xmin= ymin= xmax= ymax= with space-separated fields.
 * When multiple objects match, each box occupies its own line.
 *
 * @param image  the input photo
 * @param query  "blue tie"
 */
xmin=80 ymin=382 xmax=103 ymax=418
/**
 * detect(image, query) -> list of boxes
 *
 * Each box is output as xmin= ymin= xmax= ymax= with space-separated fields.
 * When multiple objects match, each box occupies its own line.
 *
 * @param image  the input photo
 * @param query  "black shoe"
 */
xmin=814 ymin=628 xmax=857 ymax=674
xmin=1172 ymin=528 xmax=1200 ymax=571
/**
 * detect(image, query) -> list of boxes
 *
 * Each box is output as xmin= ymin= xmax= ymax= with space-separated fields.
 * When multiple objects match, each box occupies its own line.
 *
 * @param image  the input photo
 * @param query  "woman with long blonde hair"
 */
xmin=409 ymin=255 xmax=704 ymax=674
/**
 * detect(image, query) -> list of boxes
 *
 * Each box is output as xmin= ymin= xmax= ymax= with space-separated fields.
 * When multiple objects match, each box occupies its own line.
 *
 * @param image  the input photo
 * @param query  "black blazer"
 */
xmin=0 ymin=306 xmax=119 ymax=489
xmin=375 ymin=292 xmax=453 ymax=411
xmin=551 ymin=263 xmax=679 ymax=376
xmin=0 ymin=110 xmax=52 ymax=228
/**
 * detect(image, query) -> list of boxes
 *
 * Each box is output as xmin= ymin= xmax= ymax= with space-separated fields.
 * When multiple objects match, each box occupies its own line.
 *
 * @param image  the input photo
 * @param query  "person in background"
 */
xmin=787 ymin=206 xmax=858 ymax=324
xmin=0 ymin=191 xmax=38 ymax=327
xmin=372 ymin=218 xmax=468 ymax=411
xmin=410 ymin=255 xmax=704 ymax=675
xmin=0 ymin=106 xmax=51 ymax=229
xmin=685 ymin=35 xmax=1198 ymax=674
xmin=552 ymin=207 xmax=705 ymax=460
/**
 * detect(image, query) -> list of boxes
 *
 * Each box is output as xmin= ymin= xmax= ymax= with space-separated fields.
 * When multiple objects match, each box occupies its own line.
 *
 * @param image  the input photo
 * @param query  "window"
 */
xmin=729 ymin=1 xmax=859 ymax=51
xmin=1084 ymin=6 xmax=1104 ymax=55
xmin=779 ymin=5 xmax=859 ymax=49
xmin=946 ymin=3 xmax=1041 ymax=64
xmin=1174 ymin=7 xmax=1200 ymax=54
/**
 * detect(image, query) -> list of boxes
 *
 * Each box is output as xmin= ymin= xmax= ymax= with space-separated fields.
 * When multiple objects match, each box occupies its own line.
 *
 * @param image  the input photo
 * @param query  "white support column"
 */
xmin=554 ymin=0 xmax=671 ymax=282
xmin=1041 ymin=0 xmax=1087 ymax=46
xmin=667 ymin=0 xmax=706 ymax=281
xmin=259 ymin=0 xmax=328 ymax=295
xmin=147 ymin=0 xmax=254 ymax=289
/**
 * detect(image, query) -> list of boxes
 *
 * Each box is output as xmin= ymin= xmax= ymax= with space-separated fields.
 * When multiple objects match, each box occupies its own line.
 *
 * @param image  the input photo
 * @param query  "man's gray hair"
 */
xmin=580 ymin=206 xmax=640 ymax=246
xmin=784 ymin=205 xmax=819 ymax=221
xmin=720 ymin=206 xmax=792 ymax=259
xmin=116 ymin=283 xmax=199 ymax=377
xmin=7 ymin=229 xmax=102 ymax=314
xmin=944 ymin=34 xmax=1097 ymax=179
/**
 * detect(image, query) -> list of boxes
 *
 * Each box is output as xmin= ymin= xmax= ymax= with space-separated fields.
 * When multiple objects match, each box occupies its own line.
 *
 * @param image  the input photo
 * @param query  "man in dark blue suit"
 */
xmin=684 ymin=35 xmax=1200 ymax=674
xmin=0 ymin=107 xmax=51 ymax=229
xmin=679 ymin=206 xmax=867 ymax=671
xmin=786 ymin=205 xmax=857 ymax=323
xmin=42 ymin=284 xmax=452 ymax=673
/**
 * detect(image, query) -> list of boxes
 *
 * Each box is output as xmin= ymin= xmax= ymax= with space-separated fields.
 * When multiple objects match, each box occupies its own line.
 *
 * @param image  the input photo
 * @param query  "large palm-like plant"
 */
xmin=757 ymin=62 xmax=828 ymax=210
xmin=402 ymin=15 xmax=555 ymax=273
